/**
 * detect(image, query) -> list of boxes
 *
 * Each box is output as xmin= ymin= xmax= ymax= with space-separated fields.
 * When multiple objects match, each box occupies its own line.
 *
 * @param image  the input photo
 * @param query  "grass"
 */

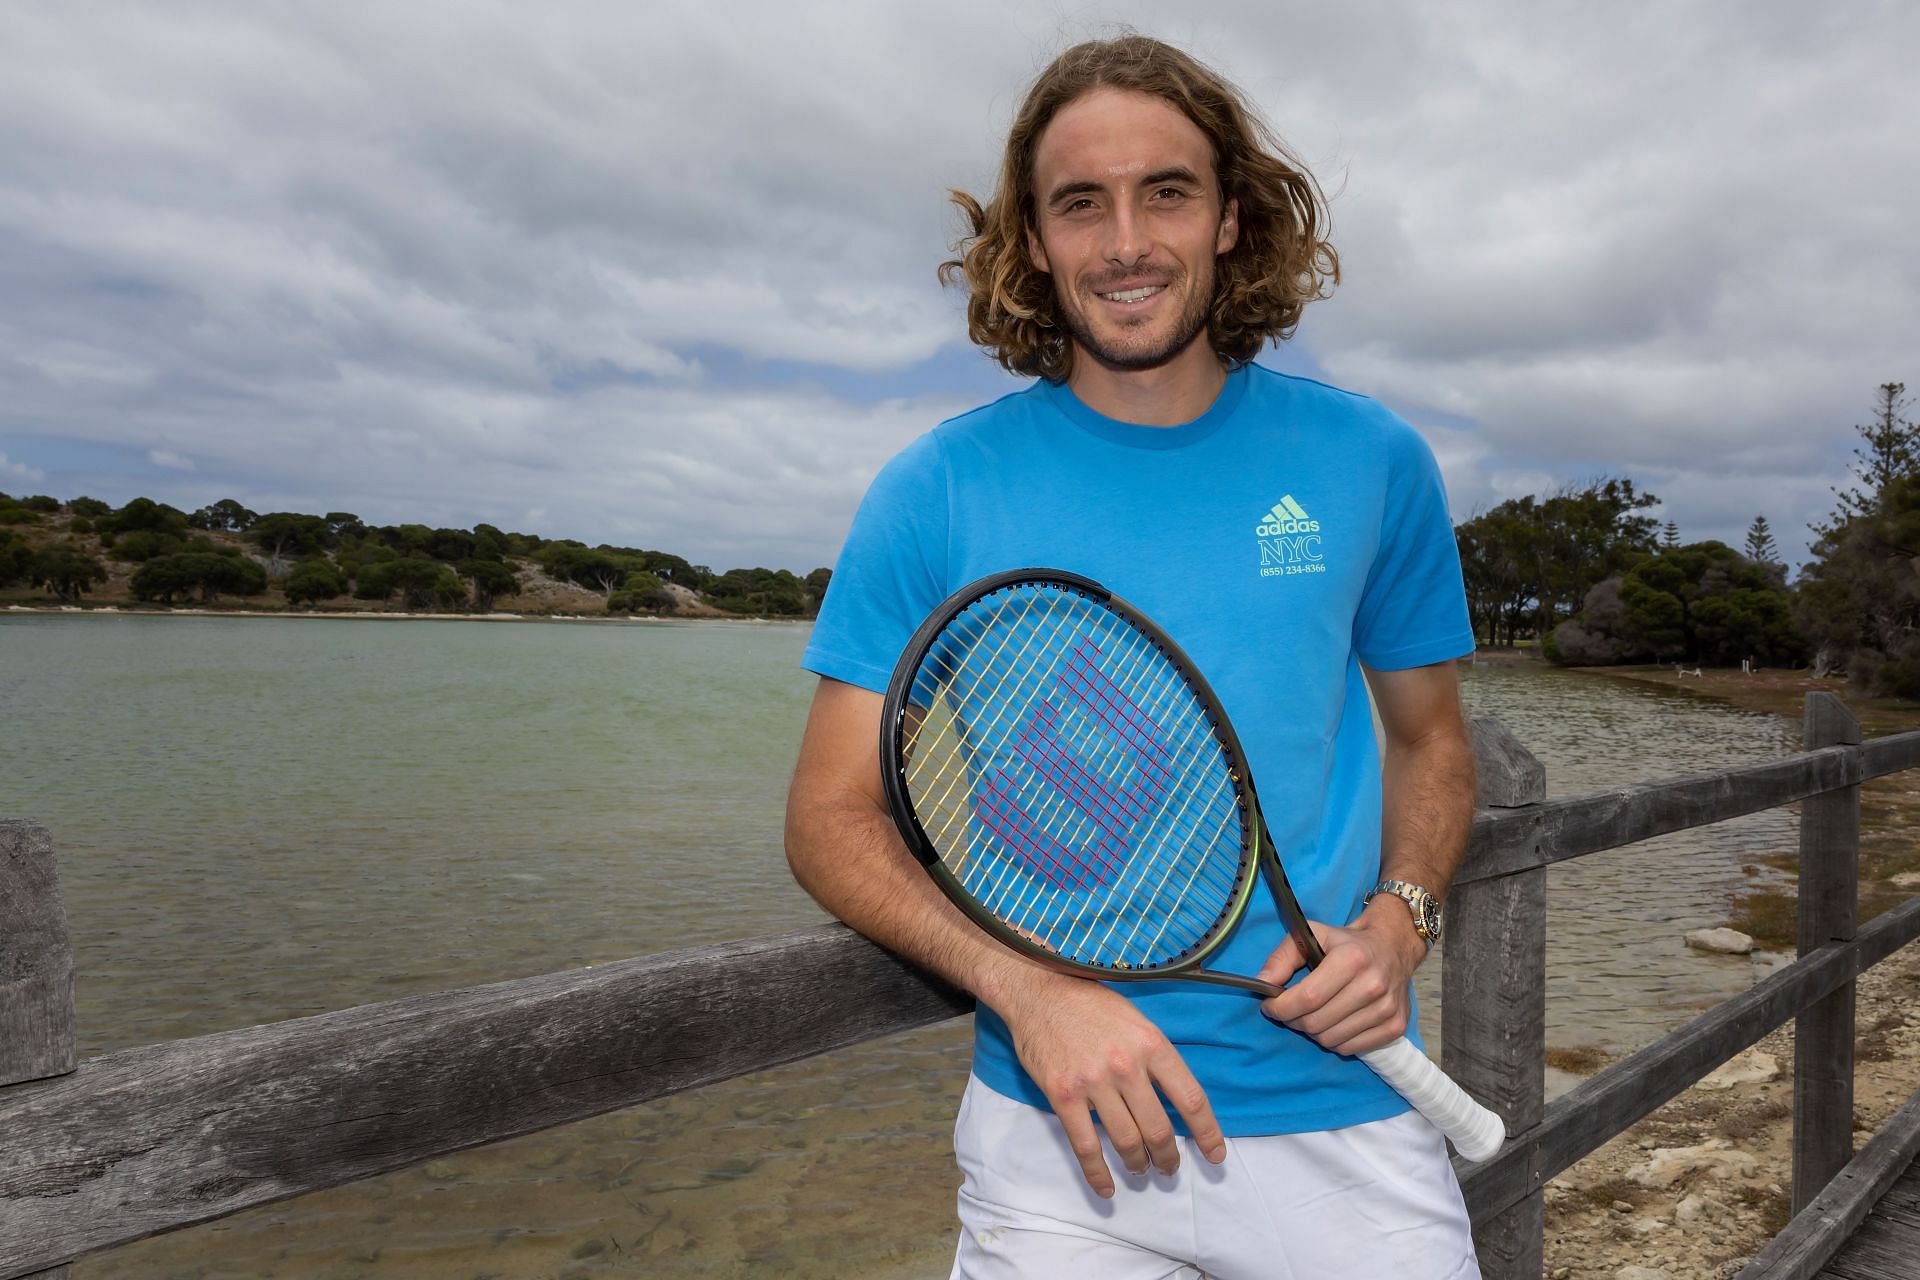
xmin=1546 ymin=1044 xmax=1611 ymax=1074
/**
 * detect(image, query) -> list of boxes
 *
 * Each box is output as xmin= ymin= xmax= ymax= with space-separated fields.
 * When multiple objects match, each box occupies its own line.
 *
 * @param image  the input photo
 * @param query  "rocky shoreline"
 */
xmin=1536 ymin=657 xmax=1920 ymax=1278
xmin=1539 ymin=937 xmax=1919 ymax=1279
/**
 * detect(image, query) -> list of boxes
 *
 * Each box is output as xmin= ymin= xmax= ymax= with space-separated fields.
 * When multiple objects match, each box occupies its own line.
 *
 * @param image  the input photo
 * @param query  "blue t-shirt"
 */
xmin=801 ymin=362 xmax=1474 ymax=1135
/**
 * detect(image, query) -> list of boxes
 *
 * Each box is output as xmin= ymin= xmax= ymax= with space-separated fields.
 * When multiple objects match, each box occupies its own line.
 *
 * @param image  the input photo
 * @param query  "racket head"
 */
xmin=881 ymin=568 xmax=1272 ymax=982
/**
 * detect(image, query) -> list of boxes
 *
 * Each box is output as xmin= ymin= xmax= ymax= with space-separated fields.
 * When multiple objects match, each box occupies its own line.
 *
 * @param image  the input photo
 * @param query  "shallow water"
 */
xmin=0 ymin=617 xmax=1799 ymax=1278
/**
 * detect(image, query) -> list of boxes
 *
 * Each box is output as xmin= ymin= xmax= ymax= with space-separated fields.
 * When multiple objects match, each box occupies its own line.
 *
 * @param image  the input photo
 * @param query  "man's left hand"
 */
xmin=1253 ymin=902 xmax=1427 ymax=1056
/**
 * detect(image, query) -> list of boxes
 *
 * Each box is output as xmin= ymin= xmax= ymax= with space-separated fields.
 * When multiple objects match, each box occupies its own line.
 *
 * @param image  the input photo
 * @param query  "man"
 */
xmin=786 ymin=34 xmax=1480 ymax=1280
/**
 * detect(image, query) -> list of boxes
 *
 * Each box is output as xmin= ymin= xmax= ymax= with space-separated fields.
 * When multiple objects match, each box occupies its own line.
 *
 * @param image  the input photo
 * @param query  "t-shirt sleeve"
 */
xmin=1352 ymin=417 xmax=1476 ymax=669
xmin=801 ymin=431 xmax=950 ymax=692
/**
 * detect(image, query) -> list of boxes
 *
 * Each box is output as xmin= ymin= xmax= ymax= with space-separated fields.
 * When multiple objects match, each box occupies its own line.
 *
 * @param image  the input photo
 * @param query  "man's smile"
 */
xmin=1097 ymin=284 xmax=1166 ymax=304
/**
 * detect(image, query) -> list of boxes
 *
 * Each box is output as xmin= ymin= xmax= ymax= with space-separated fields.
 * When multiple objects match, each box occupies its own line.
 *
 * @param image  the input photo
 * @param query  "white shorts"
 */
xmin=950 ymin=1075 xmax=1479 ymax=1280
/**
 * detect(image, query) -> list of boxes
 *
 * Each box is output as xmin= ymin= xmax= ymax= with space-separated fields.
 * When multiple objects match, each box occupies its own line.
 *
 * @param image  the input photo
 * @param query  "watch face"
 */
xmin=1422 ymin=897 xmax=1442 ymax=940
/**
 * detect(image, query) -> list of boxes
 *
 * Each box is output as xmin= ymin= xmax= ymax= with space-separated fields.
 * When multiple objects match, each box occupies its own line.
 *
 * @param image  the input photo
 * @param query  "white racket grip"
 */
xmin=1358 ymin=1037 xmax=1505 ymax=1162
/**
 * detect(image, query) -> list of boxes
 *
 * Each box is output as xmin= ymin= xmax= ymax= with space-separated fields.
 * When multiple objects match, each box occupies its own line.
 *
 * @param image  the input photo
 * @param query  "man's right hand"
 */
xmin=996 ymin=968 xmax=1226 ymax=1198
xmin=785 ymin=678 xmax=1224 ymax=1200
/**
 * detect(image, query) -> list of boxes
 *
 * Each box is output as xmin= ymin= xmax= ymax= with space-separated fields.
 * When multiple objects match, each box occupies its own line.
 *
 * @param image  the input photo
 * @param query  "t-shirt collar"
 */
xmin=1040 ymin=362 xmax=1249 ymax=450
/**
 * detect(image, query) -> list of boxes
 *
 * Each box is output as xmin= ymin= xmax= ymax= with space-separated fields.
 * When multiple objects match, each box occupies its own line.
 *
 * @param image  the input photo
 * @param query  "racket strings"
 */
xmin=913 ymin=602 xmax=1213 ymax=940
xmin=897 ymin=584 xmax=1250 ymax=970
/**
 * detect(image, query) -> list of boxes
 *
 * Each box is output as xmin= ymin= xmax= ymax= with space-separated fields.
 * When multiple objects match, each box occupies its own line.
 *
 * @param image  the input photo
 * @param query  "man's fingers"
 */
xmin=1056 ymin=1104 xmax=1116 ymax=1198
xmin=1316 ymin=996 xmax=1408 ymax=1056
xmin=1112 ymin=1078 xmax=1180 ymax=1176
xmin=1090 ymin=1087 xmax=1149 ymax=1176
xmin=1255 ymin=933 xmax=1307 ymax=986
xmin=1152 ymin=1050 xmax=1226 ymax=1165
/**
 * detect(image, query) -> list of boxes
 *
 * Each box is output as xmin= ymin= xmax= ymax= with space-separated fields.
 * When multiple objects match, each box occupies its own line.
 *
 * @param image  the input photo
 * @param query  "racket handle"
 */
xmin=1358 ymin=1037 xmax=1505 ymax=1162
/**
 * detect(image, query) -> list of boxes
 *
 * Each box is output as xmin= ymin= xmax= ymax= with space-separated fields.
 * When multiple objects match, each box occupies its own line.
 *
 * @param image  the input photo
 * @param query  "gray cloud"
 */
xmin=2 ymin=2 xmax=1915 ymax=570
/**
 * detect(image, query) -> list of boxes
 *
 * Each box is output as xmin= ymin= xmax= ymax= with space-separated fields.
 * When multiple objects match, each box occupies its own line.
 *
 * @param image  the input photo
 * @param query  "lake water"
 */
xmin=0 ymin=614 xmax=1799 ymax=1279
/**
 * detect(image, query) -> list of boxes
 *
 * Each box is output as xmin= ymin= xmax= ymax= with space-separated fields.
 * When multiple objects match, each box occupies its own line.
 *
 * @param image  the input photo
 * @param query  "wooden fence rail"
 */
xmin=6 ymin=696 xmax=1920 ymax=1280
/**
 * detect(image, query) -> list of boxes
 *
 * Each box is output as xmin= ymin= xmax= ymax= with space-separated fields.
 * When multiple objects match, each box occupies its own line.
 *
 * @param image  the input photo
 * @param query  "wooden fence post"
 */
xmin=1793 ymin=693 xmax=1860 ymax=1212
xmin=2 ymin=819 xmax=76 ymax=1280
xmin=1446 ymin=716 xmax=1548 ymax=1280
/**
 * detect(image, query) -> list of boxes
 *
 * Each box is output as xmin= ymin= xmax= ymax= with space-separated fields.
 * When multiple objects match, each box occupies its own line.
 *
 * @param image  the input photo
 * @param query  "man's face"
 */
xmin=1025 ymin=87 xmax=1239 ymax=373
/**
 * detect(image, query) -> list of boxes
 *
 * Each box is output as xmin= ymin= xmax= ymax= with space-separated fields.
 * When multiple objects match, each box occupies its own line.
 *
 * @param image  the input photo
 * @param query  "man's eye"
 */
xmin=1154 ymin=187 xmax=1186 ymax=201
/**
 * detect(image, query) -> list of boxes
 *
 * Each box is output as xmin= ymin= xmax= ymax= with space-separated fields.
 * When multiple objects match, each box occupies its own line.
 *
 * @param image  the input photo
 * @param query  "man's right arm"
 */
xmin=783 ymin=676 xmax=1227 ymax=1195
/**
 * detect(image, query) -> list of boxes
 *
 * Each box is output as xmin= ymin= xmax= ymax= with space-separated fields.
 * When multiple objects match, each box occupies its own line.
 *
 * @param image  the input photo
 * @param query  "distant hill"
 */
xmin=0 ymin=493 xmax=829 ymax=619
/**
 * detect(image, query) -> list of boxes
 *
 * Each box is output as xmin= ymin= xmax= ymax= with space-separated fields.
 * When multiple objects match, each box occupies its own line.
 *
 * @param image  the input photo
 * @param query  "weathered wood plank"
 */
xmin=0 ymin=923 xmax=972 ymax=1279
xmin=0 ymin=820 xmax=75 ymax=1087
xmin=1447 ymin=717 xmax=1547 ymax=1280
xmin=1738 ymin=1085 xmax=1920 ymax=1279
xmin=1468 ymin=714 xmax=1547 ymax=809
xmin=1797 ymin=694 xmax=1863 ymax=1213
xmin=1457 ymin=730 xmax=1920 ymax=886
xmin=0 ymin=822 xmax=77 ymax=1280
xmin=1458 ymin=895 xmax=1920 ymax=1224
xmin=1816 ymin=1217 xmax=1920 ymax=1279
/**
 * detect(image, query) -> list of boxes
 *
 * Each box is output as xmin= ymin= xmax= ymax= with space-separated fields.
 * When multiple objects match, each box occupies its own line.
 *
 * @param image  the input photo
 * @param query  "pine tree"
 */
xmin=1826 ymin=383 xmax=1917 ymax=527
xmin=1744 ymin=515 xmax=1778 ymax=564
xmin=1662 ymin=520 xmax=1680 ymax=549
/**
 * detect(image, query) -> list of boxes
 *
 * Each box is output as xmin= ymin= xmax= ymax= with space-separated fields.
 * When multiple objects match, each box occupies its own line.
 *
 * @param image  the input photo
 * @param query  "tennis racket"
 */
xmin=880 ymin=568 xmax=1505 ymax=1161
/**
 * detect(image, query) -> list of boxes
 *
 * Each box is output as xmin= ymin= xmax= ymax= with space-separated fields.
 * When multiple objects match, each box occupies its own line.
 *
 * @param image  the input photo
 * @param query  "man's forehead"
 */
xmin=1031 ymin=87 xmax=1217 ymax=190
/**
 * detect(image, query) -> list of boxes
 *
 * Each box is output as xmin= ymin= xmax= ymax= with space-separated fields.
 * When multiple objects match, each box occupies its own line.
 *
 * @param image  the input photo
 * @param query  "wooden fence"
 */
xmin=5 ymin=692 xmax=1920 ymax=1280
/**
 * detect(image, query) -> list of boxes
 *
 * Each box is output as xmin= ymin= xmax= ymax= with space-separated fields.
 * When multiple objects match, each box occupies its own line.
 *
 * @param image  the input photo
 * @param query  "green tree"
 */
xmin=471 ymin=523 xmax=511 ymax=561
xmin=705 ymin=567 xmax=808 ymax=616
xmin=1743 ymin=515 xmax=1778 ymax=566
xmin=67 ymin=496 xmax=111 ymax=518
xmin=324 ymin=511 xmax=366 ymax=541
xmin=1453 ymin=478 xmax=1660 ymax=646
xmin=537 ymin=544 xmax=639 ymax=599
xmin=0 ymin=531 xmax=36 ymax=587
xmin=283 ymin=559 xmax=347 ymax=607
xmin=608 ymin=569 xmax=671 ymax=614
xmin=426 ymin=527 xmax=477 ymax=563
xmin=31 ymin=542 xmax=109 ymax=602
xmin=132 ymin=552 xmax=267 ymax=604
xmin=429 ymin=566 xmax=468 ymax=608
xmin=129 ymin=555 xmax=196 ymax=603
xmin=355 ymin=558 xmax=450 ymax=608
xmin=110 ymin=529 xmax=188 ymax=563
xmin=189 ymin=498 xmax=259 ymax=532
xmin=1661 ymin=520 xmax=1680 ymax=550
xmin=459 ymin=558 xmax=520 ymax=610
xmin=1795 ymin=382 xmax=1920 ymax=684
xmin=1824 ymin=383 xmax=1916 ymax=527
xmin=1551 ymin=541 xmax=1801 ymax=666
xmin=107 ymin=497 xmax=190 ymax=535
xmin=21 ymin=495 xmax=60 ymax=513
xmin=249 ymin=513 xmax=334 ymax=564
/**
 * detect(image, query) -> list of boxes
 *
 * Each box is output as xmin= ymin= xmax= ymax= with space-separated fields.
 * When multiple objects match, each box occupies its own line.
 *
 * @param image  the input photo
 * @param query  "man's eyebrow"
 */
xmin=1044 ymin=179 xmax=1106 ymax=206
xmin=1140 ymin=166 xmax=1204 ymax=188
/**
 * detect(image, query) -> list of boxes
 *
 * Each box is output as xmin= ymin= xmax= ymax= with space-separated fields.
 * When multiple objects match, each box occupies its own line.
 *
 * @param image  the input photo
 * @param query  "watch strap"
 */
xmin=1366 ymin=878 xmax=1442 ymax=946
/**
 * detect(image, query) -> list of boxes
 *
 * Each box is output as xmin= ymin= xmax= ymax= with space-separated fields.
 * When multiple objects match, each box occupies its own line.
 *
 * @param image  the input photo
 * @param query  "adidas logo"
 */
xmin=1254 ymin=495 xmax=1320 ymax=536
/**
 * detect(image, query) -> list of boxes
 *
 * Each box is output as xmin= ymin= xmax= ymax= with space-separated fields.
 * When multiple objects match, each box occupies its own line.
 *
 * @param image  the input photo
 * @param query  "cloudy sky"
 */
xmin=3 ymin=2 xmax=1915 ymax=573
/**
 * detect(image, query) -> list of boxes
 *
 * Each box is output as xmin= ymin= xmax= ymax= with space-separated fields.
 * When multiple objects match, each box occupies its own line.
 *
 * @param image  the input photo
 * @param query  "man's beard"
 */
xmin=1056 ymin=264 xmax=1216 ymax=372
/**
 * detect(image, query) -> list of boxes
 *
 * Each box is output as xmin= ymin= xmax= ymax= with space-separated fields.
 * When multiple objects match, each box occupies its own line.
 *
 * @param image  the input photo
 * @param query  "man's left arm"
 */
xmin=1256 ymin=659 xmax=1475 ymax=1054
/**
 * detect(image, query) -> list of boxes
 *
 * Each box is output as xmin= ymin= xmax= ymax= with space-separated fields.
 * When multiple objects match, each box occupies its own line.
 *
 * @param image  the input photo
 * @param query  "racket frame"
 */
xmin=880 ymin=567 xmax=1320 ymax=994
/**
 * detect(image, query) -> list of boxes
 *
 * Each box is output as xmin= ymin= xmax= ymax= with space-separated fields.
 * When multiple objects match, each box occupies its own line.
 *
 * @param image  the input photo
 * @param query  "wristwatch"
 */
xmin=1365 ymin=879 xmax=1444 ymax=947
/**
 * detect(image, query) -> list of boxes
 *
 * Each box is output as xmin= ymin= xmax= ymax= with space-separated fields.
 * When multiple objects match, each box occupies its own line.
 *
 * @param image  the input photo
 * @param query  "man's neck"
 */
xmin=1064 ymin=340 xmax=1229 ymax=427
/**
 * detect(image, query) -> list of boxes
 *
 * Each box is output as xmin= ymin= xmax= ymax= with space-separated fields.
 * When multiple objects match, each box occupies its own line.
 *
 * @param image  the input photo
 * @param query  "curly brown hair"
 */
xmin=939 ymin=35 xmax=1339 ymax=381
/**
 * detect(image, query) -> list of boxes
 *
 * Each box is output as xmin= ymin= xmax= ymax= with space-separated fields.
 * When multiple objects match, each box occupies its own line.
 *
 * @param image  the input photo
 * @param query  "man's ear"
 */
xmin=1026 ymin=220 xmax=1051 ymax=274
xmin=1216 ymin=196 xmax=1240 ymax=256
